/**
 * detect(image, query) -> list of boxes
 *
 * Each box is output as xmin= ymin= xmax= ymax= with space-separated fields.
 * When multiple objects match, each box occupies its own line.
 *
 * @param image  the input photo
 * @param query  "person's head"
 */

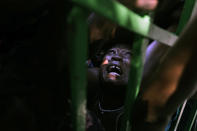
xmin=99 ymin=41 xmax=133 ymax=88
xmin=89 ymin=27 xmax=134 ymax=89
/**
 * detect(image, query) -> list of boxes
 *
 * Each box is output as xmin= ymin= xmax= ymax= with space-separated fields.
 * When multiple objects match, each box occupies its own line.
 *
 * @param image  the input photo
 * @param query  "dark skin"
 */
xmin=99 ymin=44 xmax=132 ymax=109
xmin=132 ymin=12 xmax=197 ymax=131
xmin=87 ymin=44 xmax=132 ymax=130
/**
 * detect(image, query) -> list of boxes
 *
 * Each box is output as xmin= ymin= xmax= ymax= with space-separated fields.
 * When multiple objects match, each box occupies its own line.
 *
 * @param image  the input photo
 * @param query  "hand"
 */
xmin=134 ymin=0 xmax=158 ymax=11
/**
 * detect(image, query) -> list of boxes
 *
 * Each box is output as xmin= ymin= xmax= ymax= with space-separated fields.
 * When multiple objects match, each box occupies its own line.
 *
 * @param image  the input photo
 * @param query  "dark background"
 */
xmin=0 ymin=0 xmax=186 ymax=131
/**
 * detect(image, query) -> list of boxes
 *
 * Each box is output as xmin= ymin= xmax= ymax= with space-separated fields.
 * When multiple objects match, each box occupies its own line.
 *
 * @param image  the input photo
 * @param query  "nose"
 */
xmin=111 ymin=55 xmax=122 ymax=61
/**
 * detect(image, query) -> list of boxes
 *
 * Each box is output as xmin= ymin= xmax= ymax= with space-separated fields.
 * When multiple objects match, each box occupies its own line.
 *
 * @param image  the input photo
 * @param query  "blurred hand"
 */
xmin=134 ymin=0 xmax=158 ymax=11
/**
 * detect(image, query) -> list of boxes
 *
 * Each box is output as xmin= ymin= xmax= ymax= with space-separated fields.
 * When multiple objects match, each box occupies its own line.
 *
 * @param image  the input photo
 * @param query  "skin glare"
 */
xmin=102 ymin=59 xmax=109 ymax=65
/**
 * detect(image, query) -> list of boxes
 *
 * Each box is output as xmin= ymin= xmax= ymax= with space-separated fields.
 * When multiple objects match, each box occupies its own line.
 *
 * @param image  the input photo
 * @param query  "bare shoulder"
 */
xmin=88 ymin=67 xmax=100 ymax=85
xmin=87 ymin=68 xmax=100 ymax=106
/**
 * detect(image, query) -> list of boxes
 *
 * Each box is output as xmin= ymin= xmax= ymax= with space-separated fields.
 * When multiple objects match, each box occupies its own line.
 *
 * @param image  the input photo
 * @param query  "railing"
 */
xmin=67 ymin=0 xmax=197 ymax=131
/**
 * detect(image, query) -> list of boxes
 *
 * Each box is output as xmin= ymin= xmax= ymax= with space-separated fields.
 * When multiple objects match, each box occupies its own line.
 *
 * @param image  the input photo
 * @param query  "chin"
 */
xmin=102 ymin=73 xmax=127 ymax=86
xmin=100 ymin=64 xmax=129 ymax=87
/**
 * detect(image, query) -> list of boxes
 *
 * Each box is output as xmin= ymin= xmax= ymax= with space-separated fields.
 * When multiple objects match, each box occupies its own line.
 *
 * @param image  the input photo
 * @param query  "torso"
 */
xmin=89 ymin=100 xmax=124 ymax=131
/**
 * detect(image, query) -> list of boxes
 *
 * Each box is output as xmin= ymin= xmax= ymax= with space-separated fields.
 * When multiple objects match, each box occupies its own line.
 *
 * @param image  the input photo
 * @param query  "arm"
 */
xmin=133 ymin=12 xmax=197 ymax=131
xmin=142 ymin=41 xmax=170 ymax=91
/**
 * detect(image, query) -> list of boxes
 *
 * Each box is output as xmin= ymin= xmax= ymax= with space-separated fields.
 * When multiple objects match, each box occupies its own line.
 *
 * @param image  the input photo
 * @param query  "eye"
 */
xmin=108 ymin=49 xmax=116 ymax=54
xmin=125 ymin=51 xmax=133 ymax=57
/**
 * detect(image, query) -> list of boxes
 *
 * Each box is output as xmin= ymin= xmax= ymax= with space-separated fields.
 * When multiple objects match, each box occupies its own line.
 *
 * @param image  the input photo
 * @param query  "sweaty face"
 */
xmin=100 ymin=45 xmax=132 ymax=86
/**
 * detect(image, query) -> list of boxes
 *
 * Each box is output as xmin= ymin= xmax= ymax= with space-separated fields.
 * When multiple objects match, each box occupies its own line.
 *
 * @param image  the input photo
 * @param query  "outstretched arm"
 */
xmin=133 ymin=11 xmax=197 ymax=131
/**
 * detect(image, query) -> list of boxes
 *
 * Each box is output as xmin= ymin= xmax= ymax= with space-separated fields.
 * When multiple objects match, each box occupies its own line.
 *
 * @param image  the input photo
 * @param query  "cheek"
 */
xmin=124 ymin=58 xmax=131 ymax=66
xmin=101 ymin=56 xmax=111 ymax=65
xmin=123 ymin=59 xmax=131 ymax=73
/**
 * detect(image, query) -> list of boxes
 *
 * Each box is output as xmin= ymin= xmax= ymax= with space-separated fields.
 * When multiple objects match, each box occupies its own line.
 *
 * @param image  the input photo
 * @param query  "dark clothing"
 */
xmin=88 ymin=99 xmax=124 ymax=131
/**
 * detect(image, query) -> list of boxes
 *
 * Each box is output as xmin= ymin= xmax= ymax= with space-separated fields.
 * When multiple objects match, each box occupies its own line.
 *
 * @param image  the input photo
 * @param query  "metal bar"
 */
xmin=174 ymin=100 xmax=187 ymax=131
xmin=184 ymin=100 xmax=197 ymax=131
xmin=149 ymin=24 xmax=177 ymax=46
xmin=121 ymin=36 xmax=148 ymax=131
xmin=72 ymin=0 xmax=178 ymax=46
xmin=67 ymin=7 xmax=88 ymax=131
xmin=189 ymin=0 xmax=197 ymax=22
xmin=72 ymin=0 xmax=150 ymax=36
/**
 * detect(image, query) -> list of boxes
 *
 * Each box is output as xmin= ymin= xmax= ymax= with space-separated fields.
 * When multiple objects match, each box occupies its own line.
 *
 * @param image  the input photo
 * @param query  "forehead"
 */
xmin=108 ymin=44 xmax=131 ymax=51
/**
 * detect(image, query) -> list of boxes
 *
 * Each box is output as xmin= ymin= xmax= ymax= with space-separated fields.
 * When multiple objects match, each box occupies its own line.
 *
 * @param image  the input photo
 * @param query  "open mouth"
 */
xmin=107 ymin=65 xmax=122 ymax=76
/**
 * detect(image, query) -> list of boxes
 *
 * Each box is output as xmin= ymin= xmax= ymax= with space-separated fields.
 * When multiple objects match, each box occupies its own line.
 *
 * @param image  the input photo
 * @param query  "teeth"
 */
xmin=116 ymin=66 xmax=120 ymax=70
xmin=107 ymin=65 xmax=122 ymax=75
xmin=109 ymin=72 xmax=120 ymax=77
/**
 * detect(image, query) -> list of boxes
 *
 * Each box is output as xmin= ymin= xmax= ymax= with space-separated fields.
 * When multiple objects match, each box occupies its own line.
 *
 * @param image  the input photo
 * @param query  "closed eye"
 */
xmin=125 ymin=51 xmax=133 ymax=57
xmin=108 ymin=49 xmax=116 ymax=54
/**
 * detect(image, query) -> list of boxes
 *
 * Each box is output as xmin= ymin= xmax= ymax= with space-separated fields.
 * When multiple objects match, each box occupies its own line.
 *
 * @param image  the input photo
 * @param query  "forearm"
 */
xmin=142 ymin=41 xmax=170 ymax=90
xmin=142 ymin=13 xmax=197 ymax=123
